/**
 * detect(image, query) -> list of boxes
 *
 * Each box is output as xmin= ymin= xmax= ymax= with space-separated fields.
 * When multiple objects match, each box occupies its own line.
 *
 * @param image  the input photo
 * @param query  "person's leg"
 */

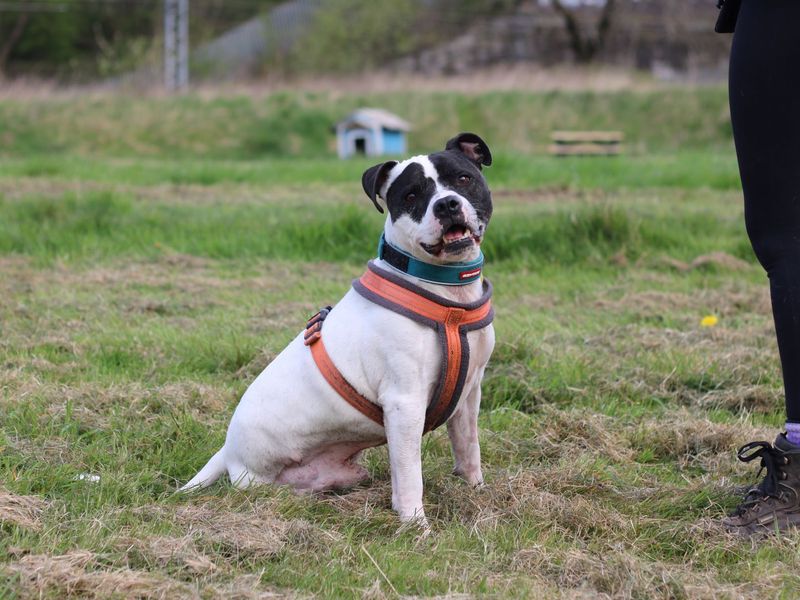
xmin=725 ymin=0 xmax=800 ymax=534
xmin=731 ymin=0 xmax=800 ymax=426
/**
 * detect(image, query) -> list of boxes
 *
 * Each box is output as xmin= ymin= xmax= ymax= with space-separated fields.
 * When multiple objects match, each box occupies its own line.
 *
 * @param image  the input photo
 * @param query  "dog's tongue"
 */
xmin=444 ymin=226 xmax=467 ymax=242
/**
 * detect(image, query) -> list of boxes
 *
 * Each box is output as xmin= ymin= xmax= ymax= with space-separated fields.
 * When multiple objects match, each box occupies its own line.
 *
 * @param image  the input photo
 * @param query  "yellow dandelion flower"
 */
xmin=700 ymin=315 xmax=718 ymax=327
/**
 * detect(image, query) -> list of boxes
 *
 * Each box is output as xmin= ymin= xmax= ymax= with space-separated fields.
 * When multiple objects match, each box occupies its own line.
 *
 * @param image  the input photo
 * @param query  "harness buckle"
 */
xmin=445 ymin=307 xmax=466 ymax=326
xmin=304 ymin=306 xmax=332 ymax=346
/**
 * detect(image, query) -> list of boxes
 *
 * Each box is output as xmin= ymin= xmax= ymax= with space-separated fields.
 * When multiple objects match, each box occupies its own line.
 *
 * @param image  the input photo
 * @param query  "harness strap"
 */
xmin=305 ymin=261 xmax=493 ymax=432
xmin=307 ymin=336 xmax=385 ymax=426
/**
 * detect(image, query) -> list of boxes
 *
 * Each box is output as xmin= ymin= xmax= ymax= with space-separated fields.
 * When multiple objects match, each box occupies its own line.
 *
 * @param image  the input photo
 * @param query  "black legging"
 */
xmin=729 ymin=0 xmax=800 ymax=423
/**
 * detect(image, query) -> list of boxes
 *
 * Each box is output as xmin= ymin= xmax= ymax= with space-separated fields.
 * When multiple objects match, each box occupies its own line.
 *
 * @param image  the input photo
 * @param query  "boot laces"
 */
xmin=731 ymin=441 xmax=787 ymax=516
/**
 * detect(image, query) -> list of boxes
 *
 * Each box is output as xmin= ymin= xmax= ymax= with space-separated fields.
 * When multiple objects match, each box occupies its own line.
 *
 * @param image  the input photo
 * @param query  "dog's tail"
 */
xmin=179 ymin=447 xmax=226 ymax=492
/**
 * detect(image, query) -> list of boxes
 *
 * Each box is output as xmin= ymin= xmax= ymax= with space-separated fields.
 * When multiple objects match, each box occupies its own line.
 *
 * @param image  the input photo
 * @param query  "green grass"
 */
xmin=2 ymin=87 xmax=799 ymax=599
xmin=0 ymin=184 xmax=751 ymax=266
xmin=0 ymin=87 xmax=732 ymax=158
xmin=0 ymin=150 xmax=740 ymax=189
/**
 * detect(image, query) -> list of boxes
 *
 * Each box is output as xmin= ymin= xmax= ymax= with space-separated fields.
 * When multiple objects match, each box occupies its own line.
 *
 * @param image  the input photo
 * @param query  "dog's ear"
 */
xmin=445 ymin=132 xmax=492 ymax=169
xmin=361 ymin=161 xmax=397 ymax=213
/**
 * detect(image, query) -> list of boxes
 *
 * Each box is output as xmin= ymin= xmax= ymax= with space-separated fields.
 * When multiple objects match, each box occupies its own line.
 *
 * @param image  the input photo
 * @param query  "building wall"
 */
xmin=381 ymin=130 xmax=406 ymax=155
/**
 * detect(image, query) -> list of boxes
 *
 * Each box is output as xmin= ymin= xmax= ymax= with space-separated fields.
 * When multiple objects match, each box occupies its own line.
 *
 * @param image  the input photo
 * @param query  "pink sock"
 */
xmin=786 ymin=422 xmax=800 ymax=446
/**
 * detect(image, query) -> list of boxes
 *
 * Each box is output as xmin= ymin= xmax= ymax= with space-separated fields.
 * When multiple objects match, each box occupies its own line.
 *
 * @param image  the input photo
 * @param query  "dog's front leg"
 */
xmin=383 ymin=395 xmax=427 ymax=525
xmin=447 ymin=378 xmax=484 ymax=487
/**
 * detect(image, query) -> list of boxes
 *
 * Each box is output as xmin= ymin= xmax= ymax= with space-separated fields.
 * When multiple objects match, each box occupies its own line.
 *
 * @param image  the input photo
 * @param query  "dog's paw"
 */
xmin=396 ymin=513 xmax=431 ymax=539
xmin=453 ymin=467 xmax=484 ymax=487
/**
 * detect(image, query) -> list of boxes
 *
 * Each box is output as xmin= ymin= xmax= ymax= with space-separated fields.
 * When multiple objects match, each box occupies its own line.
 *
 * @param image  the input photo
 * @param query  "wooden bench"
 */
xmin=549 ymin=131 xmax=624 ymax=156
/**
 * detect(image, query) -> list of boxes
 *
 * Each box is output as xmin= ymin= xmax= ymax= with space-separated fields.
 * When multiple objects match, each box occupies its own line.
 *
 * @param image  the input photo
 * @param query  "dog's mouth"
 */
xmin=420 ymin=224 xmax=482 ymax=257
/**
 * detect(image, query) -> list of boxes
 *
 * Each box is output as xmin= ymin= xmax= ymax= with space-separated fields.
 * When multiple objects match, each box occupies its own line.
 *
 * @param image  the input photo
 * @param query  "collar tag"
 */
xmin=459 ymin=267 xmax=482 ymax=280
xmin=377 ymin=234 xmax=484 ymax=286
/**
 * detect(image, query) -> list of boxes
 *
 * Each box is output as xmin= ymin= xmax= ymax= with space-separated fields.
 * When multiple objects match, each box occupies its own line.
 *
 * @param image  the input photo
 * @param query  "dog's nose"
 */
xmin=433 ymin=196 xmax=462 ymax=219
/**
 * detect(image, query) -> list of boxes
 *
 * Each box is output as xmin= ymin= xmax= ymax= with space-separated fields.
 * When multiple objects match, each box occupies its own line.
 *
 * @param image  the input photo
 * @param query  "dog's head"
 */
xmin=362 ymin=133 xmax=492 ymax=265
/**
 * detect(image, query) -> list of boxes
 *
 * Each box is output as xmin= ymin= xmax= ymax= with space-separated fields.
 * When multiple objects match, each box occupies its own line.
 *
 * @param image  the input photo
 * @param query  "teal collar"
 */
xmin=377 ymin=234 xmax=484 ymax=286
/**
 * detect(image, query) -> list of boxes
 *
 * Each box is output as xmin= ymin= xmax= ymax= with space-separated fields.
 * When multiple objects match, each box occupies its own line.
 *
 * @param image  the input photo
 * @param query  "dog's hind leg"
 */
xmin=227 ymin=461 xmax=282 ymax=490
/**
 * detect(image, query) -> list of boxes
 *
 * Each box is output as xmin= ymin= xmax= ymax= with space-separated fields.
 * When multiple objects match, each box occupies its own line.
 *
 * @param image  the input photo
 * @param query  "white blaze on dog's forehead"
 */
xmin=380 ymin=155 xmax=440 ymax=198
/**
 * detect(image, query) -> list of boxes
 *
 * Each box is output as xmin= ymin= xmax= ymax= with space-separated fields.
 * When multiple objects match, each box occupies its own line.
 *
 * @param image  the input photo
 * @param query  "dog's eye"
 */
xmin=406 ymin=193 xmax=416 ymax=203
xmin=457 ymin=175 xmax=471 ymax=185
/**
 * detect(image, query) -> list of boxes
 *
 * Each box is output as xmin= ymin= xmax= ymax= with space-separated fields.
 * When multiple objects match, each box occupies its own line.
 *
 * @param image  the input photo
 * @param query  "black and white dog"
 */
xmin=182 ymin=133 xmax=495 ymax=527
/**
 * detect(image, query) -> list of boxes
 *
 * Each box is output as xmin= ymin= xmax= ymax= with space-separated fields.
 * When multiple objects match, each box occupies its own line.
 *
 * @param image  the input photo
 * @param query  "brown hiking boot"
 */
xmin=723 ymin=433 xmax=800 ymax=535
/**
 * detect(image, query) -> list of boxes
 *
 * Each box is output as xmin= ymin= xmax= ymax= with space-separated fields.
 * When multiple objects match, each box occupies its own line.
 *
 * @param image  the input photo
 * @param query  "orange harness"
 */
xmin=303 ymin=261 xmax=493 ymax=433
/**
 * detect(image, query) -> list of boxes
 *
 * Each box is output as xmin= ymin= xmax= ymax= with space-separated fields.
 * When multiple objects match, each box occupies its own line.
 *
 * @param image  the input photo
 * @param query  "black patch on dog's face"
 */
xmin=384 ymin=162 xmax=437 ymax=224
xmin=430 ymin=151 xmax=493 ymax=224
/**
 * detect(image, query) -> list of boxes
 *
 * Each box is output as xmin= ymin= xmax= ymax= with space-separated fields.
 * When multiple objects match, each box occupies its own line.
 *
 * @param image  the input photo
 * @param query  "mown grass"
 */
xmin=0 ymin=150 xmax=740 ymax=190
xmin=0 ymin=87 xmax=732 ymax=158
xmin=2 ymin=87 xmax=799 ymax=599
xmin=0 ymin=184 xmax=751 ymax=267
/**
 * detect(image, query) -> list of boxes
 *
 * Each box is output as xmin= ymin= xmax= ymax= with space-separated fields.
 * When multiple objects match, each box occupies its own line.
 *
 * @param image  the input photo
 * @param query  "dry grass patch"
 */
xmin=511 ymin=544 xmax=764 ymax=600
xmin=492 ymin=186 xmax=602 ymax=205
xmin=591 ymin=283 xmax=769 ymax=321
xmin=0 ymin=488 xmax=48 ymax=531
xmin=4 ymin=434 xmax=74 ymax=466
xmin=437 ymin=473 xmax=634 ymax=539
xmin=174 ymin=503 xmax=293 ymax=559
xmin=134 ymin=499 xmax=328 ymax=561
xmin=657 ymin=251 xmax=753 ymax=273
xmin=0 ymin=176 xmax=354 ymax=207
xmin=696 ymin=385 xmax=782 ymax=415
xmin=119 ymin=535 xmax=218 ymax=575
xmin=629 ymin=411 xmax=769 ymax=466
xmin=3 ymin=550 xmax=192 ymax=599
xmin=534 ymin=407 xmax=634 ymax=463
xmin=0 ymin=256 xmax=353 ymax=313
xmin=204 ymin=573 xmax=298 ymax=599
xmin=318 ymin=479 xmax=393 ymax=522
xmin=2 ymin=380 xmax=234 ymax=429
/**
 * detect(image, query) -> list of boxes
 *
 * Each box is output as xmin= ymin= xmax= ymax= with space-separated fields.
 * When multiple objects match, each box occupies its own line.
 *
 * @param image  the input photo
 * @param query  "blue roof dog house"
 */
xmin=336 ymin=108 xmax=411 ymax=159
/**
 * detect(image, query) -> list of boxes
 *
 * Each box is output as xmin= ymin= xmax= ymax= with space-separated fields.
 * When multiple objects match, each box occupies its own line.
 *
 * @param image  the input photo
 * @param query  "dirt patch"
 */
xmin=492 ymin=186 xmax=602 ymax=205
xmin=657 ymin=251 xmax=753 ymax=273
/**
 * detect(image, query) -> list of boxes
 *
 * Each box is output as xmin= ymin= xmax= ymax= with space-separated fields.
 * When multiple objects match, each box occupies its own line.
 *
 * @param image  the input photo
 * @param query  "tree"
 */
xmin=287 ymin=0 xmax=423 ymax=74
xmin=551 ymin=0 xmax=616 ymax=63
xmin=0 ymin=14 xmax=29 ymax=77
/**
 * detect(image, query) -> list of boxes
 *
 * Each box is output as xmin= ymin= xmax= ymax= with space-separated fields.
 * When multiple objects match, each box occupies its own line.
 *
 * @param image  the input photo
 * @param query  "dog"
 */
xmin=181 ymin=133 xmax=495 ymax=527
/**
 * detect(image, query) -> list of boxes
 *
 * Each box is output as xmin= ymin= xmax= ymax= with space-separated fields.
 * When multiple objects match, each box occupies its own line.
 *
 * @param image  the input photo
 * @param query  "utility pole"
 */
xmin=164 ymin=0 xmax=188 ymax=91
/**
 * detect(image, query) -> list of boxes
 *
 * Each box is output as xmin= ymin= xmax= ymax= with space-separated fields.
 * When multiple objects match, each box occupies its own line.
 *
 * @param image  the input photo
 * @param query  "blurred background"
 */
xmin=0 ymin=0 xmax=734 ymax=159
xmin=0 ymin=0 xmax=728 ymax=83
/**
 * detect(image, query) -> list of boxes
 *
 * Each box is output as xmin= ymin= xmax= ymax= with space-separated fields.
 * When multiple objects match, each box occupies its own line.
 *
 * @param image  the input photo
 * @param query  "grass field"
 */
xmin=2 ymin=87 xmax=799 ymax=599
